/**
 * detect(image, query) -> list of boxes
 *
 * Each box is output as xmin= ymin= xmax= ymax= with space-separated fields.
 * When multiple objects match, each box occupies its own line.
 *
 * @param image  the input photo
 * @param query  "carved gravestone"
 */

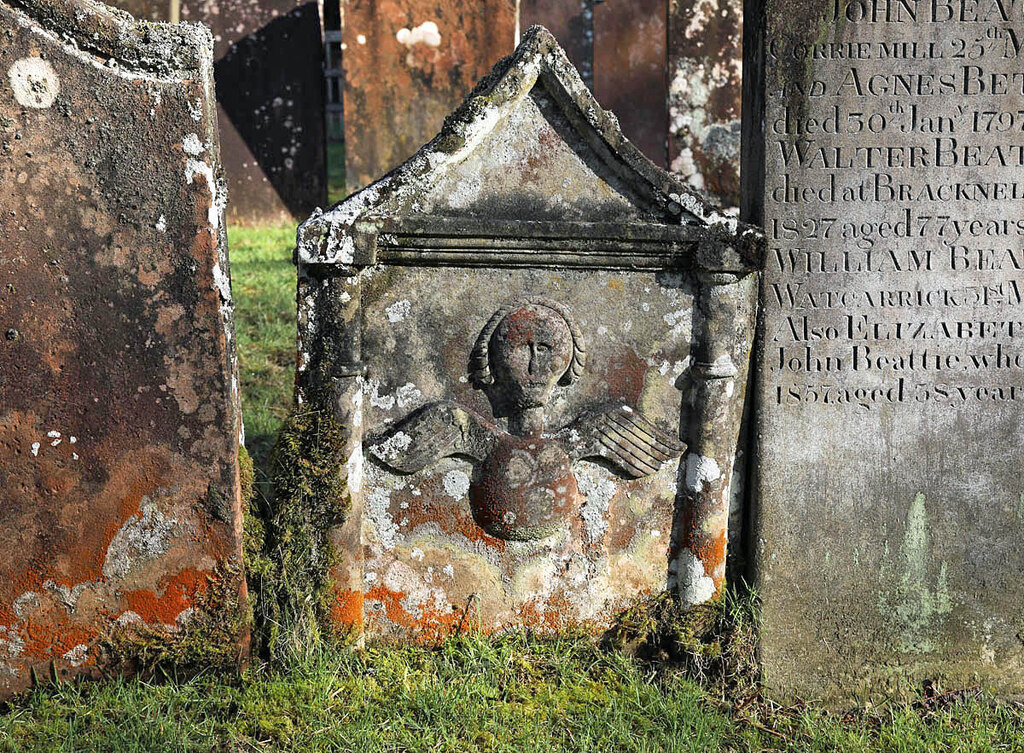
xmin=747 ymin=0 xmax=1024 ymax=702
xmin=0 ymin=0 xmax=246 ymax=697
xmin=297 ymin=27 xmax=763 ymax=638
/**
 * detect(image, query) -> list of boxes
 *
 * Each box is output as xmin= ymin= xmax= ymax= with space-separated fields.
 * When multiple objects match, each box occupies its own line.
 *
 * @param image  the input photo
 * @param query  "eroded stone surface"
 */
xmin=297 ymin=27 xmax=763 ymax=639
xmin=749 ymin=0 xmax=1024 ymax=704
xmin=100 ymin=0 xmax=328 ymax=224
xmin=0 ymin=0 xmax=245 ymax=697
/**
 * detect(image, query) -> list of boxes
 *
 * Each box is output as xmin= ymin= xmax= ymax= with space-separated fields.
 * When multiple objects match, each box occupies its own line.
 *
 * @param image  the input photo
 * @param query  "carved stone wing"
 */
xmin=367 ymin=402 xmax=499 ymax=474
xmin=558 ymin=405 xmax=685 ymax=479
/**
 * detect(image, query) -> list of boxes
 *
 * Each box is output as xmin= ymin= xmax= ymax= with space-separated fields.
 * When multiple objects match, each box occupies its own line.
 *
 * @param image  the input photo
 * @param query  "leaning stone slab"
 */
xmin=296 ymin=27 xmax=764 ymax=639
xmin=0 ymin=0 xmax=246 ymax=697
xmin=747 ymin=0 xmax=1024 ymax=704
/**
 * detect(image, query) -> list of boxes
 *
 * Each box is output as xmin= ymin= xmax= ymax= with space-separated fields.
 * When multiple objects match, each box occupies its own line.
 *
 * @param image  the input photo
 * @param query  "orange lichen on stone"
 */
xmin=331 ymin=588 xmax=364 ymax=628
xmin=365 ymin=585 xmax=468 ymax=643
xmin=123 ymin=567 xmax=212 ymax=626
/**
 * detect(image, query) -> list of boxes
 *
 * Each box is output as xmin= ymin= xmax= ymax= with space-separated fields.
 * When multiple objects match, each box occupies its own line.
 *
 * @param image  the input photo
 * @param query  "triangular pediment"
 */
xmin=299 ymin=26 xmax=762 ymax=270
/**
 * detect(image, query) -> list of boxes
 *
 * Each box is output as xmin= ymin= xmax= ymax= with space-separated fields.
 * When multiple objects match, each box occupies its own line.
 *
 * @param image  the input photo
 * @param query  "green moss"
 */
xmin=604 ymin=587 xmax=760 ymax=701
xmin=102 ymin=565 xmax=246 ymax=676
xmin=239 ymin=446 xmax=274 ymax=636
xmin=262 ymin=408 xmax=351 ymax=664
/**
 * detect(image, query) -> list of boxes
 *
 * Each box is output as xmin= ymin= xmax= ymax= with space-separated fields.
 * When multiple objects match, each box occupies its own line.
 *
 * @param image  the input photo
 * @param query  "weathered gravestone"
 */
xmin=0 ymin=0 xmax=246 ymax=697
xmin=668 ymin=0 xmax=743 ymax=207
xmin=747 ymin=0 xmax=1024 ymax=703
xmin=342 ymin=0 xmax=518 ymax=194
xmin=98 ymin=0 xmax=328 ymax=224
xmin=180 ymin=0 xmax=327 ymax=224
xmin=296 ymin=27 xmax=763 ymax=638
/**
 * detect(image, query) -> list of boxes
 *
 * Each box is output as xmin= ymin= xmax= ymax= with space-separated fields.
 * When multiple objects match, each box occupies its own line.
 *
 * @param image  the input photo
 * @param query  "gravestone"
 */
xmin=181 ymin=0 xmax=327 ymax=224
xmin=342 ymin=0 xmax=518 ymax=194
xmin=593 ymin=0 xmax=669 ymax=168
xmin=297 ymin=27 xmax=763 ymax=638
xmin=668 ymin=0 xmax=743 ymax=207
xmin=747 ymin=0 xmax=1024 ymax=702
xmin=99 ymin=0 xmax=328 ymax=224
xmin=0 ymin=0 xmax=246 ymax=697
xmin=520 ymin=0 xmax=595 ymax=88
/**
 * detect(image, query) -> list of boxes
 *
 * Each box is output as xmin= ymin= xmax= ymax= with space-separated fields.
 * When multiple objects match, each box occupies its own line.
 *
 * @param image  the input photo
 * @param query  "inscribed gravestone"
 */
xmin=0 ymin=0 xmax=246 ymax=697
xmin=748 ymin=0 xmax=1024 ymax=702
xmin=297 ymin=27 xmax=763 ymax=638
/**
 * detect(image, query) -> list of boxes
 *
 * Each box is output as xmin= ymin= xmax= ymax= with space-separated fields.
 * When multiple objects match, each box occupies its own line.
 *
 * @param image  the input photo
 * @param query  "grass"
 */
xmin=328 ymin=142 xmax=347 ymax=206
xmin=3 ymin=632 xmax=1024 ymax=752
xmin=3 ymin=224 xmax=1024 ymax=750
xmin=228 ymin=224 xmax=297 ymax=481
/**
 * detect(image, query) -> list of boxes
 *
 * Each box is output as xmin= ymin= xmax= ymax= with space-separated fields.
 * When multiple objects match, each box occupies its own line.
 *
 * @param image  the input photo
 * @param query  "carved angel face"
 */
xmin=490 ymin=304 xmax=573 ymax=410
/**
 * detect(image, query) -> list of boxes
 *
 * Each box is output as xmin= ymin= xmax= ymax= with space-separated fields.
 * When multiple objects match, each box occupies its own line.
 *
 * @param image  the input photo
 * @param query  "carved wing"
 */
xmin=367 ymin=402 xmax=499 ymax=474
xmin=559 ymin=405 xmax=685 ymax=479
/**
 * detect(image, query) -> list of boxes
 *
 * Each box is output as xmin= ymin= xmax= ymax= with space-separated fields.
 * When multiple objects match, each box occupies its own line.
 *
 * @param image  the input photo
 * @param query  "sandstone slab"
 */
xmin=0 ymin=0 xmax=246 ymax=697
xmin=747 ymin=0 xmax=1024 ymax=704
xmin=297 ymin=27 xmax=763 ymax=639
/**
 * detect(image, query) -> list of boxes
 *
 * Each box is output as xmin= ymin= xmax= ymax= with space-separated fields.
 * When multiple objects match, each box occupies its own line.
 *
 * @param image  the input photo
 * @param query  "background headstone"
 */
xmin=747 ymin=0 xmax=1024 ymax=703
xmin=182 ymin=0 xmax=327 ymax=224
xmin=520 ymin=0 xmax=594 ymax=87
xmin=593 ymin=0 xmax=669 ymax=167
xmin=0 ymin=0 xmax=246 ymax=697
xmin=668 ymin=0 xmax=743 ymax=207
xmin=341 ymin=0 xmax=518 ymax=194
xmin=102 ymin=0 xmax=328 ymax=224
xmin=297 ymin=28 xmax=762 ymax=638
xmin=344 ymin=1 xmax=743 ymax=202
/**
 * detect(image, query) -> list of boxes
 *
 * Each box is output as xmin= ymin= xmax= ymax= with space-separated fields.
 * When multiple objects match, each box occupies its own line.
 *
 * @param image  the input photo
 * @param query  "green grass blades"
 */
xmin=328 ymin=142 xmax=347 ymax=206
xmin=227 ymin=224 xmax=297 ymax=478
xmin=4 ymin=633 xmax=1024 ymax=752
xmin=0 ymin=635 xmax=732 ymax=752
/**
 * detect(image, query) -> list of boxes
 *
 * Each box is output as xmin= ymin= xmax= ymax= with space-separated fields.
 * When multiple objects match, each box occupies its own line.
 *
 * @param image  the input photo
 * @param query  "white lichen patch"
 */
xmin=155 ymin=215 xmax=168 ymax=232
xmin=442 ymin=469 xmax=470 ymax=500
xmin=115 ymin=611 xmax=143 ymax=626
xmin=395 ymin=383 xmax=423 ymax=409
xmin=386 ymin=299 xmax=412 ymax=322
xmin=102 ymin=497 xmax=179 ymax=579
xmin=62 ymin=644 xmax=89 ymax=668
xmin=575 ymin=465 xmax=616 ymax=544
xmin=8 ymin=57 xmax=59 ymax=108
xmin=182 ymin=133 xmax=205 ymax=156
xmin=347 ymin=445 xmax=364 ymax=494
xmin=44 ymin=580 xmax=86 ymax=610
xmin=0 ymin=625 xmax=25 ymax=676
xmin=396 ymin=21 xmax=441 ymax=48
xmin=367 ymin=485 xmax=399 ymax=552
xmin=185 ymin=159 xmax=220 ymax=231
xmin=12 ymin=592 xmax=39 ymax=619
xmin=663 ymin=309 xmax=689 ymax=337
xmin=363 ymin=378 xmax=396 ymax=411
xmin=375 ymin=431 xmax=412 ymax=461
xmin=679 ymin=549 xmax=716 ymax=605
xmin=685 ymin=454 xmax=721 ymax=494
xmin=211 ymin=262 xmax=232 ymax=303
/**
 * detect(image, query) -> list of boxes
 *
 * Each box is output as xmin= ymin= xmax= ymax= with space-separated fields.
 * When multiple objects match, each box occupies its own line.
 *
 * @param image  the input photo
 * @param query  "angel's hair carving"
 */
xmin=470 ymin=298 xmax=586 ymax=388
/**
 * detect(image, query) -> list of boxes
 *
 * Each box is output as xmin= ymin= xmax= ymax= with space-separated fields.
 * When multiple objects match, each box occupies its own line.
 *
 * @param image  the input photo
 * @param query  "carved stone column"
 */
xmin=679 ymin=246 xmax=759 ymax=606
